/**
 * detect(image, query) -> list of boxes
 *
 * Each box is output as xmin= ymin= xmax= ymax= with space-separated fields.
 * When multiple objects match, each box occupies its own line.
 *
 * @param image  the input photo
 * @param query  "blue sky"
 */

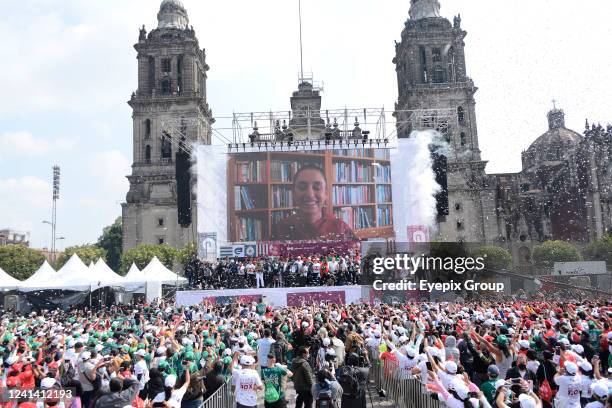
xmin=1 ymin=0 xmax=611 ymax=249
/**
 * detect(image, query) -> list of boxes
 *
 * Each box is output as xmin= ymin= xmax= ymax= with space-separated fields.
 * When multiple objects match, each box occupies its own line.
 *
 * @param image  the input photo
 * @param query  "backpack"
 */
xmin=339 ymin=367 xmax=363 ymax=397
xmin=264 ymin=381 xmax=281 ymax=403
xmin=315 ymin=384 xmax=334 ymax=408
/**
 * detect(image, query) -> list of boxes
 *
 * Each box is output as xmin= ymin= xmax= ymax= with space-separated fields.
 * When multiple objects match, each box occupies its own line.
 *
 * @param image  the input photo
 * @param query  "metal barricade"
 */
xmin=368 ymin=349 xmax=446 ymax=408
xmin=202 ymin=380 xmax=235 ymax=408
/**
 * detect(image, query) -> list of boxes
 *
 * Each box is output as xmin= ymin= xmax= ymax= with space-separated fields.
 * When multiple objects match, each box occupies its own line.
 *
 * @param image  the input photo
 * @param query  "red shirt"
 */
xmin=275 ymin=213 xmax=356 ymax=241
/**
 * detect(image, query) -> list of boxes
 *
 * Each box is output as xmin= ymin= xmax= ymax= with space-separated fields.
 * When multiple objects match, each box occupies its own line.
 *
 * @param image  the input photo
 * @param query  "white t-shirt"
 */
xmin=312 ymin=262 xmax=321 ymax=276
xmin=134 ymin=359 xmax=149 ymax=391
xmin=257 ymin=337 xmax=276 ymax=367
xmin=232 ymin=368 xmax=262 ymax=407
xmin=393 ymin=350 xmax=417 ymax=379
xmin=154 ymin=387 xmax=187 ymax=408
xmin=555 ymin=374 xmax=582 ymax=405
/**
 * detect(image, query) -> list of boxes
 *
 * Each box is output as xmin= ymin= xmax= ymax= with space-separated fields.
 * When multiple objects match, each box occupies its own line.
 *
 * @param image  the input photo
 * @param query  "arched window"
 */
xmin=147 ymin=57 xmax=155 ymax=94
xmin=161 ymin=134 xmax=172 ymax=161
xmin=457 ymin=107 xmax=465 ymax=124
xmin=145 ymin=145 xmax=151 ymax=163
xmin=161 ymin=78 xmax=171 ymax=95
xmin=144 ymin=119 xmax=151 ymax=139
xmin=460 ymin=132 xmax=466 ymax=147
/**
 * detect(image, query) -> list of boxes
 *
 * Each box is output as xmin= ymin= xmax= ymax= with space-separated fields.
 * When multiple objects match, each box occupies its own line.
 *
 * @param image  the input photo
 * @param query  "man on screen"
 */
xmin=275 ymin=164 xmax=356 ymax=241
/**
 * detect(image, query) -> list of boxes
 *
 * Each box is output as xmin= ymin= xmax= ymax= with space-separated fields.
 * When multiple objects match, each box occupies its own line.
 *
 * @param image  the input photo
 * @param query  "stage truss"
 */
xmin=160 ymin=107 xmax=457 ymax=153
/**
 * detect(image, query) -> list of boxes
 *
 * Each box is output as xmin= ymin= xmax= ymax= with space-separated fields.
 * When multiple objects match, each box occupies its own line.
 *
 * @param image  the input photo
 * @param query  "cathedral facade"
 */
xmin=399 ymin=0 xmax=612 ymax=259
xmin=122 ymin=0 xmax=611 ymax=258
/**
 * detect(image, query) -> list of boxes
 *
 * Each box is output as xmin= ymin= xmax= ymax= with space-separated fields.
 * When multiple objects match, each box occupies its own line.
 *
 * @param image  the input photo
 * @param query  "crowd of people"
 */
xmin=0 ymin=296 xmax=609 ymax=408
xmin=183 ymin=253 xmax=362 ymax=290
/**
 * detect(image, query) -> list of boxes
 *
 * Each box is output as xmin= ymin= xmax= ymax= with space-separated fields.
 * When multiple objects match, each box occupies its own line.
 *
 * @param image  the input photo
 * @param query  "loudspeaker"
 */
xmin=175 ymin=150 xmax=192 ymax=227
xmin=431 ymin=151 xmax=449 ymax=216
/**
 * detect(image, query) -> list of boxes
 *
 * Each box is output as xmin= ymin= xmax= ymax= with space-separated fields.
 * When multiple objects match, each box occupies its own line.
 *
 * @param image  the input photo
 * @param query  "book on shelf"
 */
xmin=377 ymin=205 xmax=392 ymax=226
xmin=271 ymin=186 xmax=293 ymax=208
xmin=270 ymin=161 xmax=299 ymax=182
xmin=332 ymin=185 xmax=372 ymax=205
xmin=334 ymin=161 xmax=372 ymax=183
xmin=376 ymin=185 xmax=392 ymax=202
xmin=237 ymin=217 xmax=263 ymax=241
xmin=334 ymin=206 xmax=374 ymax=230
xmin=234 ymin=186 xmax=259 ymax=210
xmin=375 ymin=165 xmax=391 ymax=183
xmin=236 ymin=160 xmax=266 ymax=183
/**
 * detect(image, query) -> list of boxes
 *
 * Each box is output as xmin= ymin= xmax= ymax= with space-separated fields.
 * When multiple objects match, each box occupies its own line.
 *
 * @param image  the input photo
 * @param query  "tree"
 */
xmin=532 ymin=240 xmax=582 ymax=268
xmin=120 ymin=243 xmax=178 ymax=275
xmin=177 ymin=241 xmax=197 ymax=266
xmin=0 ymin=245 xmax=46 ymax=280
xmin=583 ymin=234 xmax=612 ymax=265
xmin=97 ymin=217 xmax=123 ymax=272
xmin=55 ymin=245 xmax=107 ymax=269
xmin=471 ymin=245 xmax=512 ymax=272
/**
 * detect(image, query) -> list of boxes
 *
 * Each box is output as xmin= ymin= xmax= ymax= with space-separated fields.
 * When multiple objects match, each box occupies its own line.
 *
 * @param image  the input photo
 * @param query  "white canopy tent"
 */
xmin=0 ymin=265 xmax=22 ymax=290
xmin=19 ymin=260 xmax=58 ymax=292
xmin=141 ymin=257 xmax=187 ymax=285
xmin=92 ymin=258 xmax=125 ymax=288
xmin=21 ymin=254 xmax=94 ymax=291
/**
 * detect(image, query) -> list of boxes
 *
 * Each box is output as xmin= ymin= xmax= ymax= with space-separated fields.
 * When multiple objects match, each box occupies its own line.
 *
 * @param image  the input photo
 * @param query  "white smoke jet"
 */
xmin=391 ymin=129 xmax=447 ymax=241
xmin=194 ymin=144 xmax=228 ymax=257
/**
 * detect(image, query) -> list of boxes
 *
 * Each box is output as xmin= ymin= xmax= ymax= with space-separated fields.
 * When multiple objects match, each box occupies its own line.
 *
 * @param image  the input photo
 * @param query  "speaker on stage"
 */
xmin=176 ymin=149 xmax=192 ymax=227
xmin=431 ymin=151 xmax=449 ymax=216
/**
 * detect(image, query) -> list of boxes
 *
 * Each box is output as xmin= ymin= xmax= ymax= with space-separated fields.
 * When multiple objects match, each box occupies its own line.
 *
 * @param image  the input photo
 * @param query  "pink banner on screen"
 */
xmin=201 ymin=294 xmax=261 ymax=306
xmin=286 ymin=290 xmax=346 ymax=306
xmin=262 ymin=241 xmax=360 ymax=257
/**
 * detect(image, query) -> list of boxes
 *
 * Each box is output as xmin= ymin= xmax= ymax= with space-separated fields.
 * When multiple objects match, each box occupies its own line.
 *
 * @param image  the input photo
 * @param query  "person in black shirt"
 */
xmin=202 ymin=361 xmax=225 ymax=401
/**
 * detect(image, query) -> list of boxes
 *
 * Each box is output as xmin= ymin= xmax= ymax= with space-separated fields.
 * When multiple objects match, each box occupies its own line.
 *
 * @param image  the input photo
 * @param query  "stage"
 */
xmin=176 ymin=285 xmax=369 ymax=307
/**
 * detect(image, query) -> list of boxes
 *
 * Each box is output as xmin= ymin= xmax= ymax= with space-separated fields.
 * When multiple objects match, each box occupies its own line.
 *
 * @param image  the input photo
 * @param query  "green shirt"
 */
xmin=480 ymin=379 xmax=497 ymax=405
xmin=261 ymin=366 xmax=287 ymax=399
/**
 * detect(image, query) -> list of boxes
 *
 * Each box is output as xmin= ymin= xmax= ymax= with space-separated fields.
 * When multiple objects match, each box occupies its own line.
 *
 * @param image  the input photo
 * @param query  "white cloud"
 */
xmin=0 ymin=176 xmax=53 ymax=247
xmin=0 ymin=176 xmax=52 ymax=208
xmin=89 ymin=150 xmax=130 ymax=193
xmin=0 ymin=131 xmax=76 ymax=157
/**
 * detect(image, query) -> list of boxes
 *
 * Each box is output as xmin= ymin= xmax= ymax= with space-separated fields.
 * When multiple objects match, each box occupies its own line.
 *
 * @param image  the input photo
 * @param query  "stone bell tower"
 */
xmin=122 ymin=0 xmax=213 ymax=252
xmin=393 ymin=0 xmax=499 ymax=242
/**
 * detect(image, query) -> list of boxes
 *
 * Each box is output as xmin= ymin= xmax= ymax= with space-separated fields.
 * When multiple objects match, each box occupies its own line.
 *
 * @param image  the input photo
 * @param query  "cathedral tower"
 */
xmin=394 ymin=0 xmax=498 ymax=242
xmin=122 ymin=0 xmax=212 ymax=252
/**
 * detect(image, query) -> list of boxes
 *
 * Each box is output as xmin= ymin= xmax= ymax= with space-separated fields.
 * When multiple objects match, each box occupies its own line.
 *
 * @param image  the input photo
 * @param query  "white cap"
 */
xmin=135 ymin=349 xmax=147 ymax=357
xmin=156 ymin=346 xmax=167 ymax=355
xmin=564 ymin=361 xmax=578 ymax=375
xmin=95 ymin=344 xmax=103 ymax=352
xmin=240 ymin=355 xmax=255 ymax=366
xmin=518 ymin=394 xmax=537 ymax=408
xmin=164 ymin=374 xmax=177 ymax=388
xmin=398 ymin=335 xmax=408 ymax=343
xmin=322 ymin=338 xmax=331 ymax=346
xmin=592 ymin=383 xmax=609 ymax=398
xmin=519 ymin=340 xmax=530 ymax=349
xmin=571 ymin=344 xmax=584 ymax=355
xmin=41 ymin=377 xmax=56 ymax=389
xmin=404 ymin=346 xmax=416 ymax=358
xmin=80 ymin=351 xmax=91 ymax=361
xmin=494 ymin=379 xmax=506 ymax=390
xmin=445 ymin=361 xmax=458 ymax=374
xmin=579 ymin=361 xmax=592 ymax=372
xmin=449 ymin=380 xmax=468 ymax=400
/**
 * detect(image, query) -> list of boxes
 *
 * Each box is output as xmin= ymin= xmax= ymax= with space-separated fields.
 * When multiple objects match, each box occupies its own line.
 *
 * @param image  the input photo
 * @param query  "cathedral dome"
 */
xmin=157 ymin=0 xmax=189 ymax=30
xmin=522 ymin=108 xmax=582 ymax=169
